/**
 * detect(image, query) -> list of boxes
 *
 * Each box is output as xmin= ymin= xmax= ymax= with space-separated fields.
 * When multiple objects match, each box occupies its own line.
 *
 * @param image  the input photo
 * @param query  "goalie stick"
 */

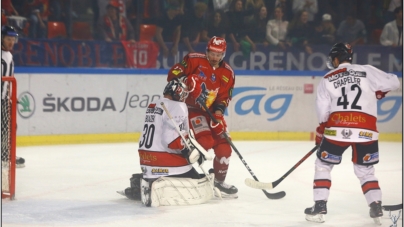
xmin=245 ymin=145 xmax=319 ymax=190
xmin=160 ymin=102 xmax=222 ymax=199
xmin=198 ymin=100 xmax=286 ymax=200
xmin=383 ymin=204 xmax=403 ymax=211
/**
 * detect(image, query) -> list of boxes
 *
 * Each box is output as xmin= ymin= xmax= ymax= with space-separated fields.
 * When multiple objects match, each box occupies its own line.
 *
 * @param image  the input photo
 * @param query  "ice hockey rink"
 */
xmin=1 ymin=141 xmax=402 ymax=227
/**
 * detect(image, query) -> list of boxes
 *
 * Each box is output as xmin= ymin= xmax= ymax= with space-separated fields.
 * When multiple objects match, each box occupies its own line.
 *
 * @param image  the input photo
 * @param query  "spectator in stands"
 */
xmin=201 ymin=10 xmax=228 ymax=41
xmin=244 ymin=5 xmax=270 ymax=51
xmin=382 ymin=0 xmax=401 ymax=24
xmin=24 ymin=0 xmax=50 ymax=39
xmin=212 ymin=0 xmax=231 ymax=12
xmin=97 ymin=0 xmax=136 ymax=42
xmin=292 ymin=0 xmax=318 ymax=22
xmin=155 ymin=0 xmax=183 ymax=58
xmin=266 ymin=6 xmax=291 ymax=49
xmin=226 ymin=0 xmax=255 ymax=52
xmin=2 ymin=0 xmax=19 ymax=16
xmin=310 ymin=13 xmax=336 ymax=45
xmin=287 ymin=10 xmax=314 ymax=54
xmin=265 ymin=0 xmax=294 ymax=21
xmin=244 ymin=0 xmax=265 ymax=23
xmin=336 ymin=12 xmax=367 ymax=46
xmin=380 ymin=6 xmax=403 ymax=47
xmin=181 ymin=2 xmax=208 ymax=53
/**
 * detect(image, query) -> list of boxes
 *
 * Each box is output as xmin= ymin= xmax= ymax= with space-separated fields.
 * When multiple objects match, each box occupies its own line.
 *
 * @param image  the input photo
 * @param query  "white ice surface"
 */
xmin=1 ymin=141 xmax=402 ymax=227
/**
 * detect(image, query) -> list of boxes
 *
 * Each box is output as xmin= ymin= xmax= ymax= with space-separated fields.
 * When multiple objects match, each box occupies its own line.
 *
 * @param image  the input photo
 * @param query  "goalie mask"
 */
xmin=163 ymin=79 xmax=189 ymax=102
xmin=326 ymin=42 xmax=353 ymax=69
xmin=206 ymin=36 xmax=226 ymax=61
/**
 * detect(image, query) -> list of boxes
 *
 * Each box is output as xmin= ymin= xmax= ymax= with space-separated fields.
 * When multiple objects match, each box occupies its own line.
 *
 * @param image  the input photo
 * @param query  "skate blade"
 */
xmin=305 ymin=214 xmax=325 ymax=223
xmin=372 ymin=217 xmax=382 ymax=225
xmin=116 ymin=190 xmax=126 ymax=197
xmin=214 ymin=192 xmax=238 ymax=199
xmin=16 ymin=164 xmax=25 ymax=168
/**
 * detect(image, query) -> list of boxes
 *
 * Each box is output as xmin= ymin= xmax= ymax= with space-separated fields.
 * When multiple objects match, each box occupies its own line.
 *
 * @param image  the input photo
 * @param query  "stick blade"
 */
xmin=382 ymin=204 xmax=403 ymax=211
xmin=245 ymin=178 xmax=274 ymax=190
xmin=264 ymin=190 xmax=286 ymax=199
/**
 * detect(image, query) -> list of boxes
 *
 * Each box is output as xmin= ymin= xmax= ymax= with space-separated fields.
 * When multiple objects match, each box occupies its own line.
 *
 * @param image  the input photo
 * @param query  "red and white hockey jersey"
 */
xmin=138 ymin=97 xmax=192 ymax=179
xmin=167 ymin=53 xmax=235 ymax=112
xmin=317 ymin=63 xmax=400 ymax=142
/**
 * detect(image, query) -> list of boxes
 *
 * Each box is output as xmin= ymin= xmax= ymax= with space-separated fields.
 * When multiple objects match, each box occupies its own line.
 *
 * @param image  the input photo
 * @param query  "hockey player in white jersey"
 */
xmin=1 ymin=25 xmax=25 ymax=168
xmin=305 ymin=43 xmax=400 ymax=224
xmin=118 ymin=79 xmax=215 ymax=207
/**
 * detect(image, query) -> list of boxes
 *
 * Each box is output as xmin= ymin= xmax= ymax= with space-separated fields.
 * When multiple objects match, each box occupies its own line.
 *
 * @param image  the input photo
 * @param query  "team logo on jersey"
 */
xmin=141 ymin=166 xmax=147 ymax=174
xmin=17 ymin=91 xmax=35 ymax=119
xmin=341 ymin=129 xmax=352 ymax=139
xmin=320 ymin=151 xmax=341 ymax=163
xmin=363 ymin=152 xmax=379 ymax=163
xmin=211 ymin=73 xmax=216 ymax=82
xmin=171 ymin=66 xmax=183 ymax=76
xmin=180 ymin=60 xmax=188 ymax=68
xmin=358 ymin=131 xmax=373 ymax=140
xmin=151 ymin=168 xmax=169 ymax=175
xmin=324 ymin=129 xmax=336 ymax=136
xmin=198 ymin=66 xmax=207 ymax=79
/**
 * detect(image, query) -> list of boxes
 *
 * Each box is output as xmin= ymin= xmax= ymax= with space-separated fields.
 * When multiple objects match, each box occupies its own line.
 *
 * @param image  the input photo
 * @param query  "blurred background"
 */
xmin=2 ymin=0 xmax=403 ymax=70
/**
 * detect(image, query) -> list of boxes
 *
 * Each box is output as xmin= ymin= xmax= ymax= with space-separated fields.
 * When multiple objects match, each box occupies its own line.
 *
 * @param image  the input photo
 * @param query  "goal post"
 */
xmin=1 ymin=76 xmax=17 ymax=200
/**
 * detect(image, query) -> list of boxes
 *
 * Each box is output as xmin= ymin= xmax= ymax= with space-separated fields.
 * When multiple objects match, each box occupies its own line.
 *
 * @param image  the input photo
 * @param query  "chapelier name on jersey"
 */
xmin=325 ymin=68 xmax=366 ymax=89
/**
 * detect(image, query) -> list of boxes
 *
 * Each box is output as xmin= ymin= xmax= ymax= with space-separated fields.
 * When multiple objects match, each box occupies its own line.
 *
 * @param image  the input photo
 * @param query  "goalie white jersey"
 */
xmin=138 ymin=97 xmax=192 ymax=179
xmin=316 ymin=63 xmax=400 ymax=142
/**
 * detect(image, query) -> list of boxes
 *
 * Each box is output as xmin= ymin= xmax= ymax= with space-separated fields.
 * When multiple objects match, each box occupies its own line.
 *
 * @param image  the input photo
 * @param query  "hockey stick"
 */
xmin=198 ymin=100 xmax=286 ymax=199
xmin=160 ymin=102 xmax=221 ymax=198
xmin=245 ymin=145 xmax=319 ymax=190
xmin=383 ymin=204 xmax=403 ymax=211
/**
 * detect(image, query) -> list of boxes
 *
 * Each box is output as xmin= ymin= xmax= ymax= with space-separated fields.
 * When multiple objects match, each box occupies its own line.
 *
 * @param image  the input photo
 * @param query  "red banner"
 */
xmin=121 ymin=41 xmax=159 ymax=68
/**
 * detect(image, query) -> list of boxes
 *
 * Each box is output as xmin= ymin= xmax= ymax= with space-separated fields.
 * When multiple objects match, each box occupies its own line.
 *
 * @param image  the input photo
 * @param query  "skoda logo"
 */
xmin=17 ymin=91 xmax=35 ymax=119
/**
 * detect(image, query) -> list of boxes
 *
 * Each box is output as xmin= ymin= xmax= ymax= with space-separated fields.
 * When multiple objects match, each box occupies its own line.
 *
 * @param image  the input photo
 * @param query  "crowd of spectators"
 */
xmin=1 ymin=0 xmax=402 ymax=57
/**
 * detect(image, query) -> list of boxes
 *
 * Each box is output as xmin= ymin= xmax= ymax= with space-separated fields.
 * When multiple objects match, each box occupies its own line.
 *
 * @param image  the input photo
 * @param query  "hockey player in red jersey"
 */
xmin=167 ymin=36 xmax=237 ymax=198
xmin=305 ymin=43 xmax=400 ymax=224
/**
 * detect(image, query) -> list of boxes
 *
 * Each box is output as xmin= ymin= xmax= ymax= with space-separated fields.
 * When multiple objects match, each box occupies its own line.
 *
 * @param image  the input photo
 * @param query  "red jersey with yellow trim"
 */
xmin=316 ymin=63 xmax=400 ymax=142
xmin=167 ymin=53 xmax=235 ymax=112
xmin=138 ymin=97 xmax=192 ymax=179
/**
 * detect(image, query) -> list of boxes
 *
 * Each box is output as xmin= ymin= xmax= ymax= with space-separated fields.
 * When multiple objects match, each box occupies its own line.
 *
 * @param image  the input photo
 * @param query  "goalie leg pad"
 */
xmin=150 ymin=173 xmax=215 ymax=207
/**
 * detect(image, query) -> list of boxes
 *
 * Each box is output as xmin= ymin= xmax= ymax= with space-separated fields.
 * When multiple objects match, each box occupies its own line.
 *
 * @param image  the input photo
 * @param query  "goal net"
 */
xmin=1 ymin=76 xmax=17 ymax=200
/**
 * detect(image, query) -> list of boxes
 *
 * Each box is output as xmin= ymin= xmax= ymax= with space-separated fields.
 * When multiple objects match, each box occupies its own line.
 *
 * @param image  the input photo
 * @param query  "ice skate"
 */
xmin=214 ymin=179 xmax=238 ymax=199
xmin=16 ymin=157 xmax=25 ymax=168
xmin=305 ymin=200 xmax=327 ymax=223
xmin=369 ymin=201 xmax=383 ymax=225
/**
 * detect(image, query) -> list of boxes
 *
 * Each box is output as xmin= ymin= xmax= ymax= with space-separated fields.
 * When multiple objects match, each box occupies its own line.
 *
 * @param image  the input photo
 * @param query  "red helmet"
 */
xmin=108 ymin=0 xmax=120 ymax=8
xmin=206 ymin=36 xmax=226 ymax=60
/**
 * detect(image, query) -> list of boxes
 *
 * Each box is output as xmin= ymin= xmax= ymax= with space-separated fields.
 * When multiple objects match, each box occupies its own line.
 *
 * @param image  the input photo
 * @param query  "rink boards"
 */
xmin=14 ymin=69 xmax=402 ymax=145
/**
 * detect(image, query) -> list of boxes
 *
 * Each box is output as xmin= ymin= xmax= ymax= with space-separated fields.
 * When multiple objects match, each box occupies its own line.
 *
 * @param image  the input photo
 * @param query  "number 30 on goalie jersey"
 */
xmin=138 ymin=98 xmax=193 ymax=179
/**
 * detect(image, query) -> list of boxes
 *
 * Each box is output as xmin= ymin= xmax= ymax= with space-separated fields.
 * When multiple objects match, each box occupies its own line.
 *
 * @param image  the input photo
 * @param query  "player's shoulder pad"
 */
xmin=324 ymin=67 xmax=347 ymax=79
xmin=222 ymin=62 xmax=235 ymax=80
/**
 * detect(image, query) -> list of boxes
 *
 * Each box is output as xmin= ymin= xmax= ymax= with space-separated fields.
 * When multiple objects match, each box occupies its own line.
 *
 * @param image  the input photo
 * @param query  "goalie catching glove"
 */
xmin=181 ymin=129 xmax=209 ymax=166
xmin=210 ymin=113 xmax=227 ymax=135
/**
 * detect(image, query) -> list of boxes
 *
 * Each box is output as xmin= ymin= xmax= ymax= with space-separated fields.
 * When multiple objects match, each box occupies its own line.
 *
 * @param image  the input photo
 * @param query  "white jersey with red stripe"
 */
xmin=138 ymin=97 xmax=192 ymax=179
xmin=316 ymin=63 xmax=400 ymax=142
